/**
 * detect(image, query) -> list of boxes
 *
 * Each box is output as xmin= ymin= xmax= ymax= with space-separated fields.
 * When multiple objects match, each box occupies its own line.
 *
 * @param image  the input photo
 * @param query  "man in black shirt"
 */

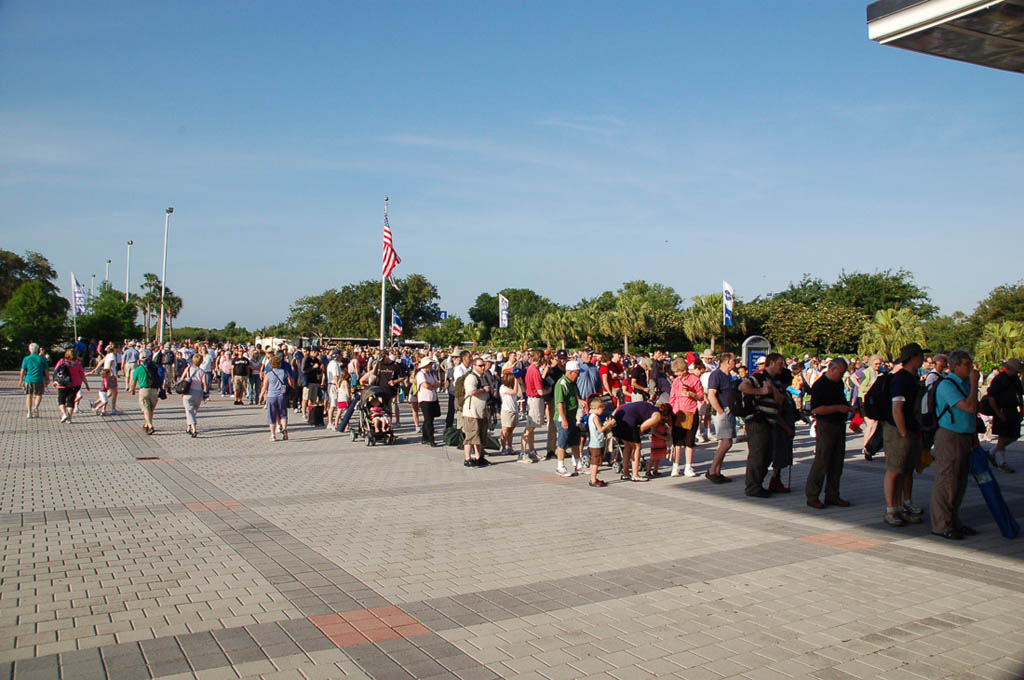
xmin=986 ymin=358 xmax=1023 ymax=472
xmin=231 ymin=349 xmax=251 ymax=405
xmin=739 ymin=353 xmax=787 ymax=498
xmin=806 ymin=358 xmax=852 ymax=509
xmin=882 ymin=343 xmax=926 ymax=527
xmin=301 ymin=348 xmax=322 ymax=415
xmin=374 ymin=354 xmax=403 ymax=425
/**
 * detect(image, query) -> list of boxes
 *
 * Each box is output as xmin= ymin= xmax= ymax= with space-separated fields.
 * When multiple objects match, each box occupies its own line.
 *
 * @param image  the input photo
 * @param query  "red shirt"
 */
xmin=524 ymin=365 xmax=544 ymax=397
xmin=600 ymin=364 xmax=622 ymax=390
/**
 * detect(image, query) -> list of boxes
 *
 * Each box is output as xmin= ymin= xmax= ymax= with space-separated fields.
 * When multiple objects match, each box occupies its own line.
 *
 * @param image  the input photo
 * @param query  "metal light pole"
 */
xmin=105 ymin=259 xmax=111 ymax=282
xmin=90 ymin=274 xmax=96 ymax=300
xmin=157 ymin=207 xmax=173 ymax=345
xmin=125 ymin=241 xmax=133 ymax=302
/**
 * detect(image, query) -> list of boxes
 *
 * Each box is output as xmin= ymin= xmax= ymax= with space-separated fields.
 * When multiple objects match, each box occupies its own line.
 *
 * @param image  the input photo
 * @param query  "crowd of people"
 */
xmin=18 ymin=335 xmax=1023 ymax=539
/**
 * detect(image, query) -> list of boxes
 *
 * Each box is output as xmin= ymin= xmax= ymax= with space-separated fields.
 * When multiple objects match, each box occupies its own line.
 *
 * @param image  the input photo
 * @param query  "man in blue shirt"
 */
xmin=929 ymin=349 xmax=980 ymax=540
xmin=20 ymin=343 xmax=48 ymax=418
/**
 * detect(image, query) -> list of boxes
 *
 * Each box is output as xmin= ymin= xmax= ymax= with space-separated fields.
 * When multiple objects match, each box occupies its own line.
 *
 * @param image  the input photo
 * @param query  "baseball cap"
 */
xmin=565 ymin=360 xmax=580 ymax=372
xmin=556 ymin=349 xmax=568 ymax=359
xmin=896 ymin=343 xmax=927 ymax=363
xmin=756 ymin=356 xmax=766 ymax=366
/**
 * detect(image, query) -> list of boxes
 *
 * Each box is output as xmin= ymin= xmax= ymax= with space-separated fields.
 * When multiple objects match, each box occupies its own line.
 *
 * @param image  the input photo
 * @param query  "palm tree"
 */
xmin=465 ymin=321 xmax=486 ymax=347
xmin=510 ymin=317 xmax=536 ymax=350
xmin=858 ymin=308 xmax=926 ymax=359
xmin=539 ymin=309 xmax=576 ymax=349
xmin=138 ymin=273 xmax=162 ymax=342
xmin=571 ymin=304 xmax=601 ymax=347
xmin=975 ymin=321 xmax=1024 ymax=363
xmin=164 ymin=292 xmax=183 ymax=340
xmin=682 ymin=294 xmax=723 ymax=352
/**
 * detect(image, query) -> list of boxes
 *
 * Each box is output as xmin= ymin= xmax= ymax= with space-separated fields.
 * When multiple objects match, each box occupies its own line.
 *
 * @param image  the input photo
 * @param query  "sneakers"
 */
xmin=899 ymin=510 xmax=923 ymax=524
xmin=555 ymin=466 xmax=574 ymax=477
xmin=997 ymin=462 xmax=1016 ymax=473
xmin=59 ymin=414 xmax=68 ymax=423
xmin=705 ymin=471 xmax=725 ymax=484
xmin=902 ymin=502 xmax=924 ymax=516
xmin=684 ymin=465 xmax=698 ymax=477
xmin=884 ymin=511 xmax=906 ymax=527
xmin=574 ymin=458 xmax=584 ymax=473
xmin=670 ymin=464 xmax=680 ymax=477
xmin=527 ymin=453 xmax=539 ymax=464
xmin=464 ymin=459 xmax=477 ymax=468
xmin=475 ymin=456 xmax=491 ymax=467
xmin=517 ymin=452 xmax=529 ymax=464
xmin=26 ymin=413 xmax=32 ymax=419
xmin=270 ymin=434 xmax=276 ymax=442
xmin=746 ymin=488 xmax=772 ymax=498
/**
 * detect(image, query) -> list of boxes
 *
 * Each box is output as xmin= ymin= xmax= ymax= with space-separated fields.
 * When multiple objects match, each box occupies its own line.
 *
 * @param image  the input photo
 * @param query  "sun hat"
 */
xmin=1004 ymin=358 xmax=1024 ymax=372
xmin=417 ymin=356 xmax=433 ymax=369
xmin=700 ymin=349 xmax=715 ymax=359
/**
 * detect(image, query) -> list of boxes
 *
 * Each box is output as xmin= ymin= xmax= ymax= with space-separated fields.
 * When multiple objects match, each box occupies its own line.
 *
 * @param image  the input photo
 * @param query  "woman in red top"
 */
xmin=53 ymin=348 xmax=89 ymax=424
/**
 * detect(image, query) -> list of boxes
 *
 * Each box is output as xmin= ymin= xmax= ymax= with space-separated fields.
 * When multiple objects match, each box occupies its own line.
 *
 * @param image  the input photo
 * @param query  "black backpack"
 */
xmin=53 ymin=362 xmax=72 ymax=387
xmin=862 ymin=372 xmax=892 ymax=421
xmin=726 ymin=384 xmax=757 ymax=418
xmin=917 ymin=373 xmax=945 ymax=434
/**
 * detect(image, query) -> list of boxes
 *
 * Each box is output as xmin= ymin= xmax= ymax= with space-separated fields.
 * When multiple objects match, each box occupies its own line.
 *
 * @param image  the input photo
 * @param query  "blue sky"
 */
xmin=1 ymin=1 xmax=1021 ymax=330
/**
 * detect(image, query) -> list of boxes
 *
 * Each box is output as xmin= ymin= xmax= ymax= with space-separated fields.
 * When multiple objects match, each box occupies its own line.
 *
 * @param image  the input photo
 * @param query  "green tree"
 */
xmin=0 ymin=249 xmax=63 ymax=312
xmin=419 ymin=315 xmax=466 ymax=347
xmin=922 ymin=315 xmax=976 ymax=353
xmin=969 ymin=282 xmax=1024 ymax=342
xmin=468 ymin=293 xmax=499 ymax=328
xmin=827 ymin=269 xmax=937 ymax=319
xmin=858 ymin=308 xmax=926 ymax=359
xmin=0 ymin=280 xmax=68 ymax=365
xmin=539 ymin=309 xmax=576 ymax=349
xmin=773 ymin=275 xmax=829 ymax=307
xmin=138 ymin=273 xmax=163 ymax=342
xmin=76 ymin=282 xmax=139 ymax=344
xmin=975 ymin=321 xmax=1024 ymax=364
xmin=392 ymin=273 xmax=441 ymax=335
xmin=682 ymin=294 xmax=724 ymax=352
xmin=465 ymin=321 xmax=486 ymax=347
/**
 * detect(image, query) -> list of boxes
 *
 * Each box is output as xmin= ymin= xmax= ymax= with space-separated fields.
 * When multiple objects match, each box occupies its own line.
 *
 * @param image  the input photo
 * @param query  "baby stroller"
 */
xmin=353 ymin=386 xmax=396 ymax=446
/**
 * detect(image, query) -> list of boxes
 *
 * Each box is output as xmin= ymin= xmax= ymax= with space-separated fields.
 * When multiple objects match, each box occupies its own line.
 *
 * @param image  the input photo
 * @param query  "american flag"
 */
xmin=382 ymin=211 xmax=401 ymax=284
xmin=391 ymin=309 xmax=403 ymax=337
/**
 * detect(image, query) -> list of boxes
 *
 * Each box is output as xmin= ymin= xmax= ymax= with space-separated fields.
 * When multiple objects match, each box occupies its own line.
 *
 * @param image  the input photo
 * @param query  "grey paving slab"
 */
xmin=2 ymin=372 xmax=1024 ymax=680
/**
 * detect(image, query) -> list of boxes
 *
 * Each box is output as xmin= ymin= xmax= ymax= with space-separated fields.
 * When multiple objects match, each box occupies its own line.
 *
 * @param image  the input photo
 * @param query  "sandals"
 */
xmin=589 ymin=480 xmax=607 ymax=488
xmin=631 ymin=475 xmax=649 ymax=482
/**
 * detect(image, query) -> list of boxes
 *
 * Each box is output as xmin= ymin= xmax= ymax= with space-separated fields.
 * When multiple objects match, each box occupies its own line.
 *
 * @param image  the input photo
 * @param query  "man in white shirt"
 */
xmin=326 ymin=352 xmax=341 ymax=427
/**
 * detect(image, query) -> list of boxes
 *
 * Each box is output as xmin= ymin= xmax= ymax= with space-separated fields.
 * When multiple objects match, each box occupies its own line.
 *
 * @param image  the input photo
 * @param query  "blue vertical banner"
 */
xmin=498 ymin=294 xmax=509 ymax=329
xmin=723 ymin=280 xmax=734 ymax=327
xmin=391 ymin=309 xmax=403 ymax=336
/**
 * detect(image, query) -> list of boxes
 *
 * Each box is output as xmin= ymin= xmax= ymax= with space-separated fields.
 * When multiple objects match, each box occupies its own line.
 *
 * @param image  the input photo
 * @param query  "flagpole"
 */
xmin=70 ymin=272 xmax=78 ymax=339
xmin=379 ymin=197 xmax=388 ymax=350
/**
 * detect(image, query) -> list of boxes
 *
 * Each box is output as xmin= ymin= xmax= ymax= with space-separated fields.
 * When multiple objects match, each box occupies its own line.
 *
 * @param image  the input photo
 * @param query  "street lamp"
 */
xmin=157 ymin=207 xmax=173 ymax=345
xmin=125 ymin=241 xmax=133 ymax=303
xmin=90 ymin=274 xmax=96 ymax=299
xmin=105 ymin=259 xmax=111 ymax=283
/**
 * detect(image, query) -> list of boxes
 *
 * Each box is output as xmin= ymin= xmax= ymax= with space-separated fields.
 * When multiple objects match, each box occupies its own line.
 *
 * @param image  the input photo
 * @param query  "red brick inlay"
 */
xmin=184 ymin=500 xmax=245 ymax=513
xmin=137 ymin=457 xmax=177 ymax=463
xmin=799 ymin=531 xmax=887 ymax=552
xmin=310 ymin=606 xmax=429 ymax=648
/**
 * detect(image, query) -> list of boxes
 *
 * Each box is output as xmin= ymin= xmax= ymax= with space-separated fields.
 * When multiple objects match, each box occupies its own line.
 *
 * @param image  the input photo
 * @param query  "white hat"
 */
xmin=417 ymin=356 xmax=433 ymax=369
xmin=565 ymin=360 xmax=580 ymax=372
xmin=756 ymin=356 xmax=766 ymax=365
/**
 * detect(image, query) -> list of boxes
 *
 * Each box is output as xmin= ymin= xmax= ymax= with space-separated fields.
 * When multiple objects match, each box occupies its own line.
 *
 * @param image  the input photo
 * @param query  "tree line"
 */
xmin=2 ymin=246 xmax=1022 ymax=370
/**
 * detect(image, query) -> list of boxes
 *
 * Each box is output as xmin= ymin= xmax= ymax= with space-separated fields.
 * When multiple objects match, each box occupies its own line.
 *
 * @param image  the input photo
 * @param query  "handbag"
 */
xmin=173 ymin=368 xmax=192 ymax=395
xmin=674 ymin=411 xmax=695 ymax=429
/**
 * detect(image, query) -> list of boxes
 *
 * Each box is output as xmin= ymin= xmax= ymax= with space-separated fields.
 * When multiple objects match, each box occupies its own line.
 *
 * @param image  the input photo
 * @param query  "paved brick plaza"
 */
xmin=2 ymin=373 xmax=1023 ymax=680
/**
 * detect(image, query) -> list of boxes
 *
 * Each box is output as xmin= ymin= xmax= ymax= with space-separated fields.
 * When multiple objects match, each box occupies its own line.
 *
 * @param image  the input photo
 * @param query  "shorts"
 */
xmin=97 ymin=390 xmax=110 ymax=404
xmin=883 ymin=423 xmax=921 ymax=473
xmin=712 ymin=411 xmax=736 ymax=440
xmin=124 ymin=362 xmax=137 ymax=379
xmin=57 ymin=386 xmax=79 ymax=407
xmin=463 ymin=416 xmax=485 ymax=445
xmin=328 ymin=384 xmax=338 ymax=405
xmin=526 ymin=397 xmax=545 ymax=428
xmin=267 ymin=395 xmax=289 ymax=424
xmin=23 ymin=382 xmax=44 ymax=396
xmin=698 ymin=401 xmax=712 ymax=418
xmin=992 ymin=415 xmax=1022 ymax=440
xmin=556 ymin=422 xmax=581 ymax=449
xmin=137 ymin=387 xmax=158 ymax=416
xmin=337 ymin=400 xmax=349 ymax=411
xmin=612 ymin=419 xmax=641 ymax=444
xmin=672 ymin=424 xmax=697 ymax=447
xmin=303 ymin=385 xmax=320 ymax=401
xmin=501 ymin=410 xmax=518 ymax=429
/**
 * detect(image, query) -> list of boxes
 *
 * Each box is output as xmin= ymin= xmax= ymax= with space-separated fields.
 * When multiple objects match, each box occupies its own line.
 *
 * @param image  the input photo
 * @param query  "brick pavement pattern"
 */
xmin=2 ymin=371 xmax=1023 ymax=679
